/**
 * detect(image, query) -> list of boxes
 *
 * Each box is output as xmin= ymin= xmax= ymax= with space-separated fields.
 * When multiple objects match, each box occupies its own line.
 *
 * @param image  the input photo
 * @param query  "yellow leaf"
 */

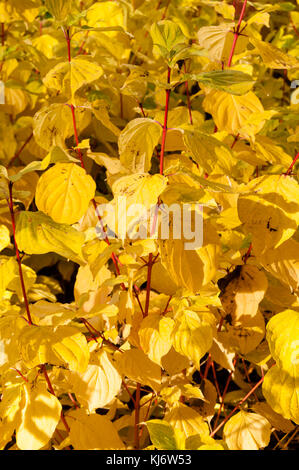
xmin=0 ymin=379 xmax=23 ymax=427
xmin=172 ymin=309 xmax=216 ymax=367
xmin=218 ymin=265 xmax=268 ymax=323
xmin=92 ymin=100 xmax=121 ymax=137
xmin=266 ymin=309 xmax=299 ymax=378
xmin=8 ymin=263 xmax=36 ymax=302
xmin=44 ymin=57 xmax=103 ymax=99
xmin=263 ymin=365 xmax=299 ymax=424
xmin=86 ymin=1 xmax=124 ymax=29
xmin=68 ymin=409 xmax=125 ymax=450
xmin=198 ymin=442 xmax=226 ymax=450
xmin=150 ymin=260 xmax=179 ymax=296
xmin=164 ymin=403 xmax=210 ymax=440
xmin=15 ymin=211 xmax=85 ymax=263
xmin=120 ymin=68 xmax=148 ymax=102
xmin=161 ymin=347 xmax=190 ymax=375
xmin=4 ymin=87 xmax=29 ymax=115
xmin=203 ymin=90 xmax=264 ymax=136
xmin=218 ymin=310 xmax=265 ymax=355
xmin=68 ymin=350 xmax=122 ymax=412
xmin=107 ymin=173 xmax=167 ymax=239
xmin=210 ymin=336 xmax=236 ymax=371
xmin=112 ymin=173 xmax=167 ymax=208
xmin=0 ymin=224 xmax=10 ymax=252
xmin=250 ymin=38 xmax=299 ymax=69
xmin=237 ymin=175 xmax=299 ymax=253
xmin=0 ymin=315 xmax=24 ymax=371
xmin=0 ymin=113 xmax=17 ymax=164
xmin=118 ymin=118 xmax=162 ymax=173
xmin=16 ymin=382 xmax=62 ymax=451
xmin=7 ymin=166 xmax=39 ymax=209
xmin=183 ymin=130 xmax=236 ymax=175
xmin=29 ymin=300 xmax=76 ymax=326
xmin=223 ymin=410 xmax=271 ymax=450
xmin=82 ymin=239 xmax=122 ymax=279
xmin=159 ymin=222 xmax=220 ymax=293
xmin=33 ymin=103 xmax=91 ymax=151
xmin=32 ymin=34 xmax=59 ymax=59
xmin=35 ymin=163 xmax=96 ymax=224
xmin=260 ymin=239 xmax=299 ymax=292
xmin=252 ymin=135 xmax=293 ymax=167
xmin=0 ymin=421 xmax=16 ymax=450
xmin=138 ymin=314 xmax=174 ymax=365
xmin=115 ymin=348 xmax=162 ymax=391
xmin=194 ymin=379 xmax=217 ymax=422
xmin=252 ymin=402 xmax=295 ymax=434
xmin=197 ymin=23 xmax=249 ymax=64
xmin=0 ymin=257 xmax=36 ymax=301
xmin=19 ymin=324 xmax=90 ymax=373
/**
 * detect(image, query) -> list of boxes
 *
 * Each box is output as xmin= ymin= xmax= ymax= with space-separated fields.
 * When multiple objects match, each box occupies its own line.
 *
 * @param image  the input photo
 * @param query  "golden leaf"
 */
xmin=35 ymin=163 xmax=96 ymax=224
xmin=223 ymin=410 xmax=271 ymax=450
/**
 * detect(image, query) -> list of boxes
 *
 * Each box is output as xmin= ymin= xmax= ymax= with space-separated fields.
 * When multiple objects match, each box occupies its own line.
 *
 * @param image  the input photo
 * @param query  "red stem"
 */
xmin=285 ymin=150 xmax=299 ymax=176
xmin=290 ymin=16 xmax=299 ymax=38
xmin=212 ymin=356 xmax=238 ymax=430
xmin=80 ymin=317 xmax=120 ymax=351
xmin=76 ymin=31 xmax=89 ymax=56
xmin=227 ymin=0 xmax=248 ymax=68
xmin=211 ymin=361 xmax=222 ymax=398
xmin=243 ymin=242 xmax=252 ymax=264
xmin=162 ymin=295 xmax=172 ymax=315
xmin=1 ymin=23 xmax=4 ymax=46
xmin=231 ymin=133 xmax=239 ymax=149
xmin=134 ymin=285 xmax=145 ymax=316
xmin=122 ymin=380 xmax=136 ymax=406
xmin=14 ymin=368 xmax=29 ymax=383
xmin=203 ymin=353 xmax=212 ymax=379
xmin=41 ymin=365 xmax=70 ymax=434
xmin=7 ymin=182 xmax=33 ymax=325
xmin=138 ymin=101 xmax=146 ymax=117
xmin=210 ymin=375 xmax=264 ymax=438
xmin=68 ymin=392 xmax=79 ymax=409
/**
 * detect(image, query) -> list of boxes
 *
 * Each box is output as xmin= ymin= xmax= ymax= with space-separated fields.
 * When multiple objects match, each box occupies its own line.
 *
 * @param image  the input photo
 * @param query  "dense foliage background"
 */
xmin=0 ymin=0 xmax=298 ymax=451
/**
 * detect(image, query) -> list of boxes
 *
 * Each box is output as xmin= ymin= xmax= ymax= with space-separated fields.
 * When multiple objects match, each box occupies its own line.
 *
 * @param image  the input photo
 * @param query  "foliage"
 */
xmin=0 ymin=0 xmax=298 ymax=451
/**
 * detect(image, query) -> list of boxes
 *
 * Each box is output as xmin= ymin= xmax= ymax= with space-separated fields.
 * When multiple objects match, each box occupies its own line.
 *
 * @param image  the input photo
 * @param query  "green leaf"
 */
xmin=146 ymin=420 xmax=178 ymax=450
xmin=150 ymin=20 xmax=186 ymax=61
xmin=181 ymin=70 xmax=255 ymax=95
xmin=44 ymin=0 xmax=73 ymax=21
